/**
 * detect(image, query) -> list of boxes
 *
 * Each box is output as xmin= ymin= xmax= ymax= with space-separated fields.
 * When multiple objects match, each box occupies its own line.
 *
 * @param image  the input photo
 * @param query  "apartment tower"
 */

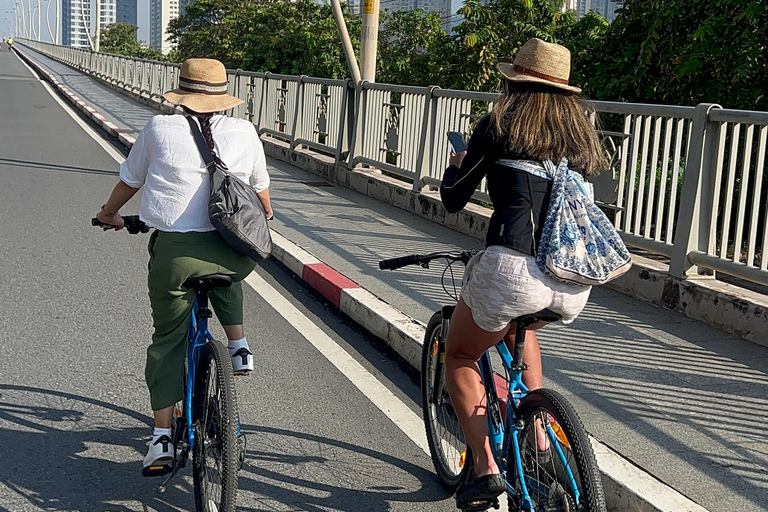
xmin=150 ymin=0 xmax=180 ymax=54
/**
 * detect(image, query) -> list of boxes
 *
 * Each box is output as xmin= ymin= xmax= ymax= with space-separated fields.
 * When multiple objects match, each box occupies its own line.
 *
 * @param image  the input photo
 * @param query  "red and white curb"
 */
xmin=270 ymin=231 xmax=426 ymax=369
xmin=17 ymin=43 xmax=711 ymax=512
xmin=13 ymin=46 xmax=137 ymax=149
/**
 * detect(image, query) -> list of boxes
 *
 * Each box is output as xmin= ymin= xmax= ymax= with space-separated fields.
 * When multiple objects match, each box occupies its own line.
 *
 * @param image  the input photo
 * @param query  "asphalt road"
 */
xmin=0 ymin=46 xmax=456 ymax=512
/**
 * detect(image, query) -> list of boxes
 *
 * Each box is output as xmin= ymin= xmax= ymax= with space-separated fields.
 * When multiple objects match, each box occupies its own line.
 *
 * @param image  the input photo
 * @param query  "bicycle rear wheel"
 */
xmin=509 ymin=389 xmax=605 ymax=512
xmin=421 ymin=311 xmax=471 ymax=492
xmin=193 ymin=341 xmax=239 ymax=512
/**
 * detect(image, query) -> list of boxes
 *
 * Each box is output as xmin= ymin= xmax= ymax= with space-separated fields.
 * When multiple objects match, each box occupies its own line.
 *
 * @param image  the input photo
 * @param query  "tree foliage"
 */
xmin=99 ymin=23 xmax=166 ymax=60
xmin=121 ymin=0 xmax=768 ymax=110
xmin=578 ymin=0 xmax=768 ymax=109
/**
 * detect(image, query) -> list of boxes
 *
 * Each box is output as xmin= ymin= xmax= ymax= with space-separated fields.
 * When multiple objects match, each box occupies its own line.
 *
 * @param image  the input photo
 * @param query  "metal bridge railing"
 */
xmin=18 ymin=39 xmax=768 ymax=289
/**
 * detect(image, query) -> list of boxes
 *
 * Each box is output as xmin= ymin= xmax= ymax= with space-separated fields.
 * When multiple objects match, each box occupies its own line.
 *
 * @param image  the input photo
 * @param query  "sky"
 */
xmin=1 ymin=0 xmax=462 ymax=46
xmin=3 ymin=0 xmax=152 ymax=43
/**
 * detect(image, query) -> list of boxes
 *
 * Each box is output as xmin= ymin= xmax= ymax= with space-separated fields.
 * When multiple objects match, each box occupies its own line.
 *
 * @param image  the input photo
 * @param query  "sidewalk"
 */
xmin=17 ymin=45 xmax=768 ymax=512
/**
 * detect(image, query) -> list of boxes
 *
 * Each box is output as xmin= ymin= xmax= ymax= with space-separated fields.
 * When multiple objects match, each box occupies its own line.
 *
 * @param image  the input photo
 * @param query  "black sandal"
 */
xmin=455 ymin=472 xmax=505 ymax=511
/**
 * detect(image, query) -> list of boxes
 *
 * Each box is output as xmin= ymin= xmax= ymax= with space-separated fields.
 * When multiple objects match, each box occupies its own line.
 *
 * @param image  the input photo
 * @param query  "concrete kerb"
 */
xmin=15 ymin=45 xmax=713 ymax=512
xmin=13 ymin=46 xmax=138 ymax=149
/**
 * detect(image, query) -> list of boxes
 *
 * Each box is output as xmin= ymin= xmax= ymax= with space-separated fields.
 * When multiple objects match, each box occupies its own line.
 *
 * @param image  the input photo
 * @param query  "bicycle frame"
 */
xmin=184 ymin=295 xmax=214 ymax=453
xmin=478 ymin=337 xmax=581 ymax=510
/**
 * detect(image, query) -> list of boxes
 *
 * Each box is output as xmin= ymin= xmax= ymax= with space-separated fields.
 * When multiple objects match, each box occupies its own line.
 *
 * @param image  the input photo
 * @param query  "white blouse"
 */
xmin=120 ymin=114 xmax=270 ymax=232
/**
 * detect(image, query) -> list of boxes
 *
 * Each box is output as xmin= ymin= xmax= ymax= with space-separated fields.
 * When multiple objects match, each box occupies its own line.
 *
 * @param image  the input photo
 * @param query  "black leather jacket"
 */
xmin=440 ymin=116 xmax=553 ymax=256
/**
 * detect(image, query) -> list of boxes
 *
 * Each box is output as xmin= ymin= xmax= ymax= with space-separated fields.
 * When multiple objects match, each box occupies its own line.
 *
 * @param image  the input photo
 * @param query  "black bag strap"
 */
xmin=186 ymin=116 xmax=217 ymax=174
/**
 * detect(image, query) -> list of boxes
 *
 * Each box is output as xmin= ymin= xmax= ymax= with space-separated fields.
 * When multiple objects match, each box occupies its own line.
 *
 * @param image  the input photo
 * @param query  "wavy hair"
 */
xmin=489 ymin=81 xmax=607 ymax=176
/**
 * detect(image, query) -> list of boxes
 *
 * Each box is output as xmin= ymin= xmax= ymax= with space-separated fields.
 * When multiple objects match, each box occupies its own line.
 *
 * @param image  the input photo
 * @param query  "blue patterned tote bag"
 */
xmin=536 ymin=158 xmax=632 ymax=286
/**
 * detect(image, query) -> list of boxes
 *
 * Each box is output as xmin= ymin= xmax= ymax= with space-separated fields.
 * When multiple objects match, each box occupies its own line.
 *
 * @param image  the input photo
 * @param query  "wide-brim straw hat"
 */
xmin=496 ymin=38 xmax=581 ymax=94
xmin=163 ymin=58 xmax=243 ymax=114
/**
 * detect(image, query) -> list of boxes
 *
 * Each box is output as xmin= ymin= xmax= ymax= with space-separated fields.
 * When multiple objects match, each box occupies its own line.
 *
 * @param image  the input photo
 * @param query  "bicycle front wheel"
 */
xmin=421 ymin=311 xmax=471 ymax=492
xmin=193 ymin=341 xmax=239 ymax=512
xmin=509 ymin=388 xmax=606 ymax=512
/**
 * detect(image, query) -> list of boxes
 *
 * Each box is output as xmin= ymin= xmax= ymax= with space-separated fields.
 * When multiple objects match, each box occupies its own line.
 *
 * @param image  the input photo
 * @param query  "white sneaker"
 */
xmin=229 ymin=347 xmax=253 ymax=374
xmin=142 ymin=435 xmax=174 ymax=476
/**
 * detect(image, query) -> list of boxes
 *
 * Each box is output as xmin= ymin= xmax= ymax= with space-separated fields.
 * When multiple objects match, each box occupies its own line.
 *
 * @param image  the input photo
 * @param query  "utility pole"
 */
xmin=359 ymin=0 xmax=380 ymax=82
xmin=330 ymin=0 xmax=361 ymax=84
xmin=94 ymin=0 xmax=100 ymax=51
xmin=37 ymin=0 xmax=40 ymax=40
xmin=55 ymin=0 xmax=59 ymax=43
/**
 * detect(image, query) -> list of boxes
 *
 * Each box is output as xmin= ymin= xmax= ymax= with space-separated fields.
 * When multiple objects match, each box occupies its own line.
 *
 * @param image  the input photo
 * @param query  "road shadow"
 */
xmin=0 ymin=157 xmax=119 ymax=176
xmin=0 ymin=385 xmax=443 ymax=511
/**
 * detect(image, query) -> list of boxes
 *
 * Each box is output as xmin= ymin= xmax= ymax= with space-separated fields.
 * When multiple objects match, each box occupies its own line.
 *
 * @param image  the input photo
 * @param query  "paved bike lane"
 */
xmin=12 ymin=44 xmax=768 ymax=511
xmin=0 ymin=45 xmax=457 ymax=512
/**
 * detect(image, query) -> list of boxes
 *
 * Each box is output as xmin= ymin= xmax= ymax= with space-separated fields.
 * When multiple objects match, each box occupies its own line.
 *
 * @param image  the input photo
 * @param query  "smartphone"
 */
xmin=447 ymin=131 xmax=467 ymax=153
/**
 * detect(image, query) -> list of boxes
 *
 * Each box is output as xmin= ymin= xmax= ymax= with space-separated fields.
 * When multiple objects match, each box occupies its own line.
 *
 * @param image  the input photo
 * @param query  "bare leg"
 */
xmin=222 ymin=325 xmax=244 ymax=340
xmin=503 ymin=325 xmax=549 ymax=450
xmin=154 ymin=406 xmax=173 ymax=429
xmin=445 ymin=299 xmax=510 ymax=478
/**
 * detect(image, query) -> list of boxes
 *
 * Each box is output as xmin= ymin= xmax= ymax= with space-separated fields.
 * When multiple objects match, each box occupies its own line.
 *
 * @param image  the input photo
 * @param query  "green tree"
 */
xmin=448 ymin=0 xmax=578 ymax=91
xmin=580 ymin=0 xmax=768 ymax=109
xmin=99 ymin=22 xmax=165 ymax=60
xmin=376 ymin=9 xmax=452 ymax=86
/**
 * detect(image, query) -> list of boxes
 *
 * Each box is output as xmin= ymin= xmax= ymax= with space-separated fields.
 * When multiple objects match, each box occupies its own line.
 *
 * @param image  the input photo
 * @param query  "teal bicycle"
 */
xmin=380 ymin=250 xmax=605 ymax=512
xmin=94 ymin=215 xmax=244 ymax=512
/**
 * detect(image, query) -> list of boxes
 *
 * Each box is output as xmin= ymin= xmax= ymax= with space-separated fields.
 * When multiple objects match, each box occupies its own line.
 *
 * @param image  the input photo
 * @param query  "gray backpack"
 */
xmin=187 ymin=117 xmax=272 ymax=262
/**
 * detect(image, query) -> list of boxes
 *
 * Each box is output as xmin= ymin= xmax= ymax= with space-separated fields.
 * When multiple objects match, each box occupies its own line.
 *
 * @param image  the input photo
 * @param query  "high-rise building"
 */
xmin=346 ymin=0 xmax=452 ymax=23
xmin=150 ymin=0 xmax=180 ymax=54
xmin=62 ymin=0 xmax=91 ymax=49
xmin=99 ymin=0 xmax=117 ymax=30
xmin=563 ymin=0 xmax=622 ymax=22
xmin=117 ymin=0 xmax=138 ymax=26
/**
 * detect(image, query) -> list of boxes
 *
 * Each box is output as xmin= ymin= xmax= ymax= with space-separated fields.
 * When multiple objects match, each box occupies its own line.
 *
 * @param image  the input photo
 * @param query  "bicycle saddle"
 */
xmin=513 ymin=309 xmax=562 ymax=328
xmin=183 ymin=273 xmax=233 ymax=291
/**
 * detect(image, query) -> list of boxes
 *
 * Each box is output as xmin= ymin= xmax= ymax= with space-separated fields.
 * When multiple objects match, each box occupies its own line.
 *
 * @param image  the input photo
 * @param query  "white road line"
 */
xmin=243 ymin=270 xmax=431 ymax=455
xmin=16 ymin=50 xmax=125 ymax=165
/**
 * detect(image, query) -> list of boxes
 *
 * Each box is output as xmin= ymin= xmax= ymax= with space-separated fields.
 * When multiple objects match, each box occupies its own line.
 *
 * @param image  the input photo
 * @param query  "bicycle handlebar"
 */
xmin=91 ymin=215 xmax=150 ymax=234
xmin=379 ymin=250 xmax=475 ymax=270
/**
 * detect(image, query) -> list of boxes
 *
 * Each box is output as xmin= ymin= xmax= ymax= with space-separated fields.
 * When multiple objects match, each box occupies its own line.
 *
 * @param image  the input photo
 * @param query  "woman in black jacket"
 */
xmin=440 ymin=38 xmax=607 ymax=507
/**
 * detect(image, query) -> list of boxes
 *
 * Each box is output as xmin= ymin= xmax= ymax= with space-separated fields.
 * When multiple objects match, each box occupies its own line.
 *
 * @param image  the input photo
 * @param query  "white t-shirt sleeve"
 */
xmin=249 ymin=128 xmax=270 ymax=193
xmin=119 ymin=120 xmax=152 ymax=188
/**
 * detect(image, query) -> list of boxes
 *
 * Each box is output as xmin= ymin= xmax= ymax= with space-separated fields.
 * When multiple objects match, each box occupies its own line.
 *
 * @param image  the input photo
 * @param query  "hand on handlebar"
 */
xmin=95 ymin=209 xmax=124 ymax=230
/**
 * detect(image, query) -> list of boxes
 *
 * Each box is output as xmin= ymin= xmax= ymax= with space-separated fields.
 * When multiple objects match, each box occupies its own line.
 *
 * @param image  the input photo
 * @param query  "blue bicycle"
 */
xmin=94 ymin=216 xmax=244 ymax=512
xmin=380 ymin=251 xmax=605 ymax=512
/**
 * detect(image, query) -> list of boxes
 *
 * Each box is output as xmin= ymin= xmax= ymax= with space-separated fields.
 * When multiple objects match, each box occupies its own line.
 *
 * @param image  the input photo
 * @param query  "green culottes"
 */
xmin=146 ymin=230 xmax=257 ymax=410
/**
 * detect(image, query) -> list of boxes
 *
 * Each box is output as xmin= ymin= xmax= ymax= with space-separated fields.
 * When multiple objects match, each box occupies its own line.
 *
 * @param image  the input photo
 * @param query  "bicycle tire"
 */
xmin=509 ymin=388 xmax=606 ymax=512
xmin=421 ymin=311 xmax=471 ymax=492
xmin=192 ymin=341 xmax=239 ymax=512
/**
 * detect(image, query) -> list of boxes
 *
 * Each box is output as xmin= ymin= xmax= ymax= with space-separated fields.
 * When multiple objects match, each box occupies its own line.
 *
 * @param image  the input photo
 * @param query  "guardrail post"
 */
xmin=290 ymin=75 xmax=306 ymax=150
xmin=335 ymin=79 xmax=354 ymax=164
xmin=413 ymin=86 xmax=439 ymax=192
xmin=670 ymin=103 xmax=722 ymax=278
xmin=347 ymin=81 xmax=367 ymax=169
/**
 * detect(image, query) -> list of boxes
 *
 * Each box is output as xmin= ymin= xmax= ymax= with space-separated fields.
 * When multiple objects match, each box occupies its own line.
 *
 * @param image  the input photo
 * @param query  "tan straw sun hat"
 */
xmin=496 ymin=38 xmax=581 ymax=94
xmin=163 ymin=58 xmax=243 ymax=113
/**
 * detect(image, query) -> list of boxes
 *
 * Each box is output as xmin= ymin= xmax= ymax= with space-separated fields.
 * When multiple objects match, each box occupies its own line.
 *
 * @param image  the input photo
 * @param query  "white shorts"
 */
xmin=461 ymin=245 xmax=591 ymax=332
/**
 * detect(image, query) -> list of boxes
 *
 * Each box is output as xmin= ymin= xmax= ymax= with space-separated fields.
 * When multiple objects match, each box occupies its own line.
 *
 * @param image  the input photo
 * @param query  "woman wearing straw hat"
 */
xmin=440 ymin=38 xmax=606 ymax=507
xmin=95 ymin=58 xmax=273 ymax=474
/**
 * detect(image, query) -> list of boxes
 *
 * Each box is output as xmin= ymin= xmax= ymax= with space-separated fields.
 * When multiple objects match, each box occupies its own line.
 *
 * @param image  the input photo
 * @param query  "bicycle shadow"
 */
xmin=0 ymin=385 xmax=446 ymax=511
xmin=235 ymin=425 xmax=445 ymax=512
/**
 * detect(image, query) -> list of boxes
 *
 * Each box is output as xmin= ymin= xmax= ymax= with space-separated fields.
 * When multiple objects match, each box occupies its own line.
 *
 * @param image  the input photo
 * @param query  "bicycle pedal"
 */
xmin=458 ymin=498 xmax=500 ymax=511
xmin=142 ymin=464 xmax=173 ymax=478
